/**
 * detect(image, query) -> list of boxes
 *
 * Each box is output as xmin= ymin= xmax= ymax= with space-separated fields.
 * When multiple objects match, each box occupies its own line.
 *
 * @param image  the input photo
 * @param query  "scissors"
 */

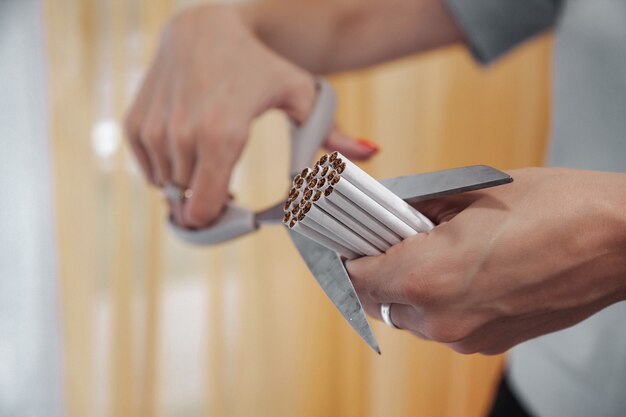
xmin=166 ymin=79 xmax=512 ymax=353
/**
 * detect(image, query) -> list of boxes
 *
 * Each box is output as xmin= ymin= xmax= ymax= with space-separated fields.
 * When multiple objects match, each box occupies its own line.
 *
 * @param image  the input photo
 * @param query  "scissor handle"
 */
xmin=168 ymin=78 xmax=336 ymax=245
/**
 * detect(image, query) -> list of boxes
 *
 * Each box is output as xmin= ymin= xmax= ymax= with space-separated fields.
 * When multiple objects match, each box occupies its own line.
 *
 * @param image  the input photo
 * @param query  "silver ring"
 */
xmin=163 ymin=183 xmax=192 ymax=202
xmin=381 ymin=303 xmax=400 ymax=329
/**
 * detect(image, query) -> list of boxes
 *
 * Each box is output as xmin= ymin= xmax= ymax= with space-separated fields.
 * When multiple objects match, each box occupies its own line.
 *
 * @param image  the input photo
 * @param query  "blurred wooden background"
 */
xmin=44 ymin=0 xmax=551 ymax=416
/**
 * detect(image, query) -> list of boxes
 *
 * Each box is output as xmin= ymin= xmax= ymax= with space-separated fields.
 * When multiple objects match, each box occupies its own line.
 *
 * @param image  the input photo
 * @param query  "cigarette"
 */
xmin=289 ymin=219 xmax=358 ymax=260
xmin=333 ymin=152 xmax=434 ymax=232
xmin=328 ymin=175 xmax=418 ymax=239
xmin=301 ymin=202 xmax=382 ymax=256
xmin=296 ymin=209 xmax=362 ymax=255
xmin=300 ymin=167 xmax=312 ymax=178
xmin=323 ymin=186 xmax=402 ymax=246
xmin=314 ymin=196 xmax=391 ymax=252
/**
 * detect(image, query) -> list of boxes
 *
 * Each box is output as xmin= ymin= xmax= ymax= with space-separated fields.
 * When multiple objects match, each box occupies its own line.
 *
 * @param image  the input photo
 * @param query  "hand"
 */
xmin=346 ymin=168 xmax=626 ymax=354
xmin=125 ymin=5 xmax=378 ymax=228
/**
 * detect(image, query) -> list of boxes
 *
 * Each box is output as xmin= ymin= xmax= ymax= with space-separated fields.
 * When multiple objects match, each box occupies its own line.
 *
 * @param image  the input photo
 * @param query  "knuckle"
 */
xmin=124 ymin=112 xmax=141 ymax=139
xmin=141 ymin=124 xmax=166 ymax=149
xmin=283 ymin=72 xmax=315 ymax=99
xmin=168 ymin=122 xmax=194 ymax=155
xmin=185 ymin=201 xmax=220 ymax=228
xmin=406 ymin=265 xmax=459 ymax=307
xmin=199 ymin=118 xmax=247 ymax=160
xmin=423 ymin=315 xmax=472 ymax=344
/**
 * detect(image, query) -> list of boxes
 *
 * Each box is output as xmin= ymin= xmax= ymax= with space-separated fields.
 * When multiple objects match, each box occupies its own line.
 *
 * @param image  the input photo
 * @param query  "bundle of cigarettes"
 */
xmin=283 ymin=152 xmax=434 ymax=259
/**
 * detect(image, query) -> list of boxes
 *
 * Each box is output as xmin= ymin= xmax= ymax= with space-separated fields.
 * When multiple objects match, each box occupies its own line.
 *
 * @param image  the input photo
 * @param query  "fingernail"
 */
xmin=356 ymin=138 xmax=380 ymax=153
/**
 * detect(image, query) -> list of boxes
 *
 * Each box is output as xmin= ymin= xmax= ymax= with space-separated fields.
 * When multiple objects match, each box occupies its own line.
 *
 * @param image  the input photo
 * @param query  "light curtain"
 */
xmin=45 ymin=0 xmax=551 ymax=416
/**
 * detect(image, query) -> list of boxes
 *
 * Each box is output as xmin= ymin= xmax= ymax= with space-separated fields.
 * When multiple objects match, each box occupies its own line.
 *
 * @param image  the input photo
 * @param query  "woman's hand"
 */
xmin=125 ymin=5 xmax=377 ymax=228
xmin=346 ymin=168 xmax=626 ymax=354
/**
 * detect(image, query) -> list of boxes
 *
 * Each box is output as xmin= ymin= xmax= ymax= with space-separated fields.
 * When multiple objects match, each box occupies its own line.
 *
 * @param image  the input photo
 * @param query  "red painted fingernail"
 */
xmin=356 ymin=138 xmax=380 ymax=152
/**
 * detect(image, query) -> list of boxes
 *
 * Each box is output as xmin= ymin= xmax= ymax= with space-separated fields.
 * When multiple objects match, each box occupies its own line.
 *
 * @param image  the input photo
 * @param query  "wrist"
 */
xmin=598 ymin=172 xmax=626 ymax=301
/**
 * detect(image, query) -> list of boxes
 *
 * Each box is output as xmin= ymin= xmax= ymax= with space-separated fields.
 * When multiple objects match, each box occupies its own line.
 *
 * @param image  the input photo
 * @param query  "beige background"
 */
xmin=45 ymin=0 xmax=551 ymax=416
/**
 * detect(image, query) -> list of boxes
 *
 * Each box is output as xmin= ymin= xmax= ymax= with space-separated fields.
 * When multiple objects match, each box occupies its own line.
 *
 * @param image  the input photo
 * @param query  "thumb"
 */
xmin=412 ymin=193 xmax=482 ymax=225
xmin=324 ymin=125 xmax=380 ymax=161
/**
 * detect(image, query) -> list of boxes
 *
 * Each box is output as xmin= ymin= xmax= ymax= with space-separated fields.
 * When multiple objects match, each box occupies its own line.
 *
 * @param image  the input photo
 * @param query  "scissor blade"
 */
xmin=288 ymin=229 xmax=380 ymax=354
xmin=379 ymin=165 xmax=512 ymax=204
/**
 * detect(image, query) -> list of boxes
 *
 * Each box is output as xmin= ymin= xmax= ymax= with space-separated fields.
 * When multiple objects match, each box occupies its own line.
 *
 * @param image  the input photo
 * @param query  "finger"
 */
xmin=346 ymin=233 xmax=429 ymax=305
xmin=182 ymin=144 xmax=231 ymax=228
xmin=276 ymin=73 xmax=318 ymax=125
xmin=412 ymin=193 xmax=481 ymax=225
xmin=166 ymin=116 xmax=196 ymax=226
xmin=168 ymin=122 xmax=196 ymax=189
xmin=141 ymin=121 xmax=173 ymax=186
xmin=382 ymin=303 xmax=430 ymax=338
xmin=323 ymin=126 xmax=379 ymax=160
xmin=165 ymin=197 xmax=186 ymax=226
xmin=127 ymin=134 xmax=156 ymax=185
xmin=124 ymin=53 xmax=168 ymax=186
xmin=358 ymin=296 xmax=430 ymax=339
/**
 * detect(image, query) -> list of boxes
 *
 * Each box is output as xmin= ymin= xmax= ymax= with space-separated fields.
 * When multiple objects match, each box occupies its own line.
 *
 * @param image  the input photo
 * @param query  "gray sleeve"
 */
xmin=445 ymin=0 xmax=562 ymax=64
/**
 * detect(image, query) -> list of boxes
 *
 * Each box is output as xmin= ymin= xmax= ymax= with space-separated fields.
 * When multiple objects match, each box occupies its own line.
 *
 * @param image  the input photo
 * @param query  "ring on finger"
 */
xmin=163 ymin=183 xmax=192 ymax=202
xmin=381 ymin=303 xmax=401 ymax=329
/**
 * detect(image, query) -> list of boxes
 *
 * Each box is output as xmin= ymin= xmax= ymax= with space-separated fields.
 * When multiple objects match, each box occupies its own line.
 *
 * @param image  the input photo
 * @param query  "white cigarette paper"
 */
xmin=290 ymin=220 xmax=358 ymax=260
xmin=303 ymin=203 xmax=382 ymax=256
xmin=330 ymin=176 xmax=418 ymax=239
xmin=334 ymin=152 xmax=434 ymax=232
xmin=325 ymin=190 xmax=402 ymax=246
xmin=298 ymin=212 xmax=363 ymax=255
xmin=314 ymin=197 xmax=391 ymax=252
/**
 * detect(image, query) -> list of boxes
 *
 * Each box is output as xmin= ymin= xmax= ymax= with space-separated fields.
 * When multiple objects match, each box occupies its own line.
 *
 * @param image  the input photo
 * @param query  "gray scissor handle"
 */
xmin=168 ymin=78 xmax=336 ymax=245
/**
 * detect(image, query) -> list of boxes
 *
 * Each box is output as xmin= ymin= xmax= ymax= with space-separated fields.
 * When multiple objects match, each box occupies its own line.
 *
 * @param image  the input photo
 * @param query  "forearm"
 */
xmin=237 ymin=0 xmax=464 ymax=73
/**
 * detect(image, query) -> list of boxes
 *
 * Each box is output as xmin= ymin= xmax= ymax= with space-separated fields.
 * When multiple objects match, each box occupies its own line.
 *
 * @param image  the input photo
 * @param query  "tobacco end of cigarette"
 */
xmin=327 ymin=171 xmax=336 ymax=183
xmin=283 ymin=212 xmax=291 ymax=223
xmin=300 ymin=167 xmax=310 ymax=178
xmin=297 ymin=211 xmax=305 ymax=221
xmin=329 ymin=152 xmax=338 ymax=162
xmin=317 ymin=177 xmax=326 ymax=188
xmin=311 ymin=165 xmax=320 ymax=176
xmin=324 ymin=186 xmax=334 ymax=196
xmin=331 ymin=175 xmax=340 ymax=185
xmin=320 ymin=165 xmax=329 ymax=177
xmin=319 ymin=154 xmax=329 ymax=165
xmin=336 ymin=162 xmax=346 ymax=174
xmin=304 ymin=189 xmax=313 ymax=200
xmin=291 ymin=204 xmax=300 ymax=215
xmin=302 ymin=201 xmax=312 ymax=214
xmin=289 ymin=218 xmax=297 ymax=228
xmin=313 ymin=190 xmax=322 ymax=201
xmin=295 ymin=178 xmax=305 ymax=188
xmin=308 ymin=178 xmax=318 ymax=188
xmin=284 ymin=199 xmax=292 ymax=211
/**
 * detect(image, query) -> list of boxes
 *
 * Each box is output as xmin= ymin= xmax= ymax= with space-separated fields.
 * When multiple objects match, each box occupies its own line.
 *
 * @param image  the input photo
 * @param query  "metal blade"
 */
xmin=379 ymin=165 xmax=512 ymax=204
xmin=255 ymin=202 xmax=284 ymax=225
xmin=288 ymin=229 xmax=380 ymax=354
